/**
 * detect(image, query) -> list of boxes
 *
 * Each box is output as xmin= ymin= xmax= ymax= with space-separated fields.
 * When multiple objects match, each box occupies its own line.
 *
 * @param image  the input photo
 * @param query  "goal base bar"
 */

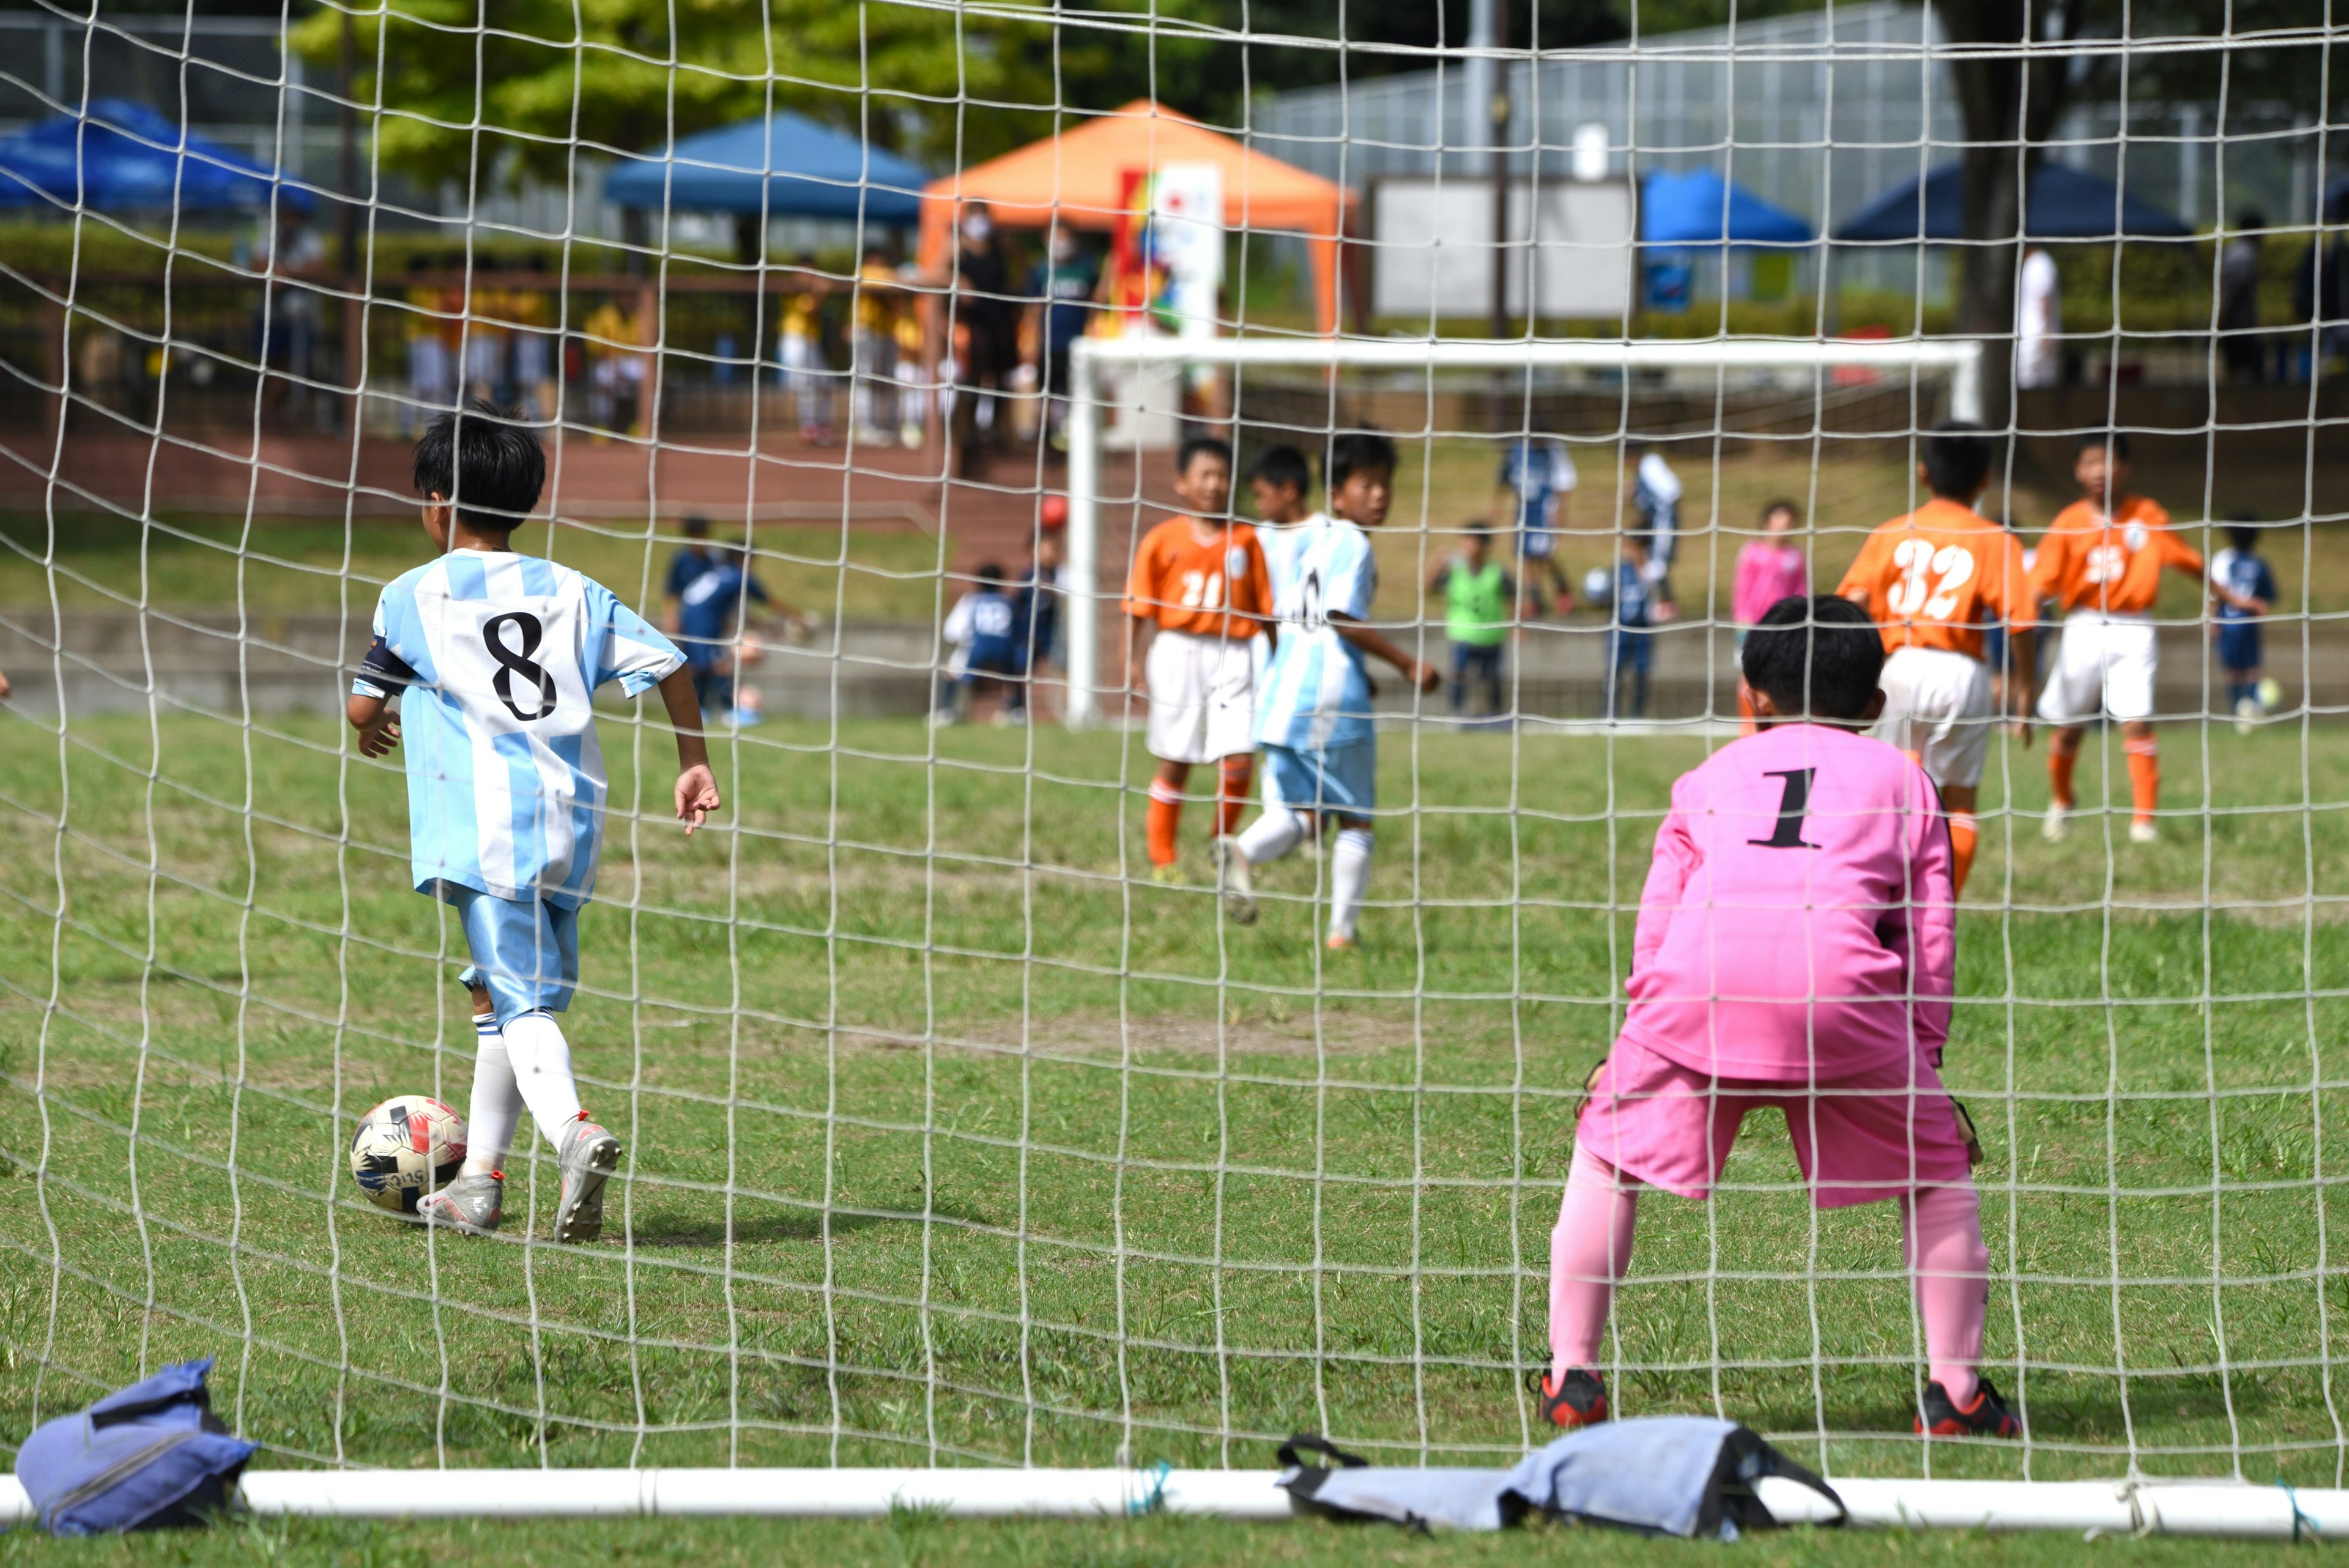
xmin=2 ymin=1471 xmax=2341 ymax=1536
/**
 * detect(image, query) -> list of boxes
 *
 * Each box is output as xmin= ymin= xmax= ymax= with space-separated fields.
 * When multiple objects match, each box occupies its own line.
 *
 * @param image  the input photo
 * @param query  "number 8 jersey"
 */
xmin=1835 ymin=496 xmax=2036 ymax=661
xmin=363 ymin=549 xmax=685 ymax=907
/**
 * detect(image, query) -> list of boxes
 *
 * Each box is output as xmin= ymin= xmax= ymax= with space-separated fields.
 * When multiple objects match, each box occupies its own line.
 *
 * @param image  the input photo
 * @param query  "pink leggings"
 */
xmin=1549 ymin=1143 xmax=1987 ymax=1406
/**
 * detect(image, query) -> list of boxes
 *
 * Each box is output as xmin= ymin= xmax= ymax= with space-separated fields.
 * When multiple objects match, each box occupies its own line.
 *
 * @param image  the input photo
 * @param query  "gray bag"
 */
xmin=1278 ymin=1418 xmax=1844 ymax=1539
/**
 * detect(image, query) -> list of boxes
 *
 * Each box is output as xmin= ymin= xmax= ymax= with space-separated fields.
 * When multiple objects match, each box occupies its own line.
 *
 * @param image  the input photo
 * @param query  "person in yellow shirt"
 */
xmin=850 ymin=246 xmax=899 ymax=446
xmin=776 ymin=254 xmax=832 ymax=444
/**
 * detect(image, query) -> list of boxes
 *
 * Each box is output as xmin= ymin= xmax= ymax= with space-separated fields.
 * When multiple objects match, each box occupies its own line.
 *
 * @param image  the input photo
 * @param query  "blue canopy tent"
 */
xmin=0 ymin=98 xmax=312 ymax=215
xmin=1640 ymin=166 xmax=1814 ymax=247
xmin=1637 ymin=167 xmax=1812 ymax=309
xmin=604 ymin=111 xmax=926 ymax=223
xmin=1833 ymin=162 xmax=2191 ymax=241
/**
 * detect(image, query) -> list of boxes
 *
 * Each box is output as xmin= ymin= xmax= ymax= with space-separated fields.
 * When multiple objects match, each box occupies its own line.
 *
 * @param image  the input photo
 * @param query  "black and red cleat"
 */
xmin=1527 ymin=1368 xmax=1609 ymax=1430
xmin=1916 ymin=1377 xmax=2021 ymax=1438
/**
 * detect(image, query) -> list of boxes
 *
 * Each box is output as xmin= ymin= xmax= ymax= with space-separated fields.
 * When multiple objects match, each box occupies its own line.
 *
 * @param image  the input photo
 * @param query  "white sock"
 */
xmin=1235 ymin=806 xmax=1309 ymax=867
xmin=460 ymin=1013 xmax=521 ymax=1177
xmin=500 ymin=1009 xmax=586 ymax=1147
xmin=1329 ymin=826 xmax=1374 ymax=941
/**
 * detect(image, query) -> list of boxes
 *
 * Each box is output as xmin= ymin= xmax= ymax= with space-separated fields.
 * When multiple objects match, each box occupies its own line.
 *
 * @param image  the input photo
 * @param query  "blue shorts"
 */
xmin=1518 ymin=526 xmax=1557 ymax=561
xmin=2217 ymin=622 xmax=2262 ymax=673
xmin=1264 ymin=741 xmax=1376 ymax=819
xmin=447 ymin=886 xmax=579 ymax=1022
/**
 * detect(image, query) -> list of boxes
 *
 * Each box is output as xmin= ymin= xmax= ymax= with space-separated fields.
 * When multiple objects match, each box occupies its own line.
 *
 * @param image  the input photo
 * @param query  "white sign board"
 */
xmin=1150 ymin=162 xmax=1224 ymax=338
xmin=1371 ymin=178 xmax=1634 ymax=321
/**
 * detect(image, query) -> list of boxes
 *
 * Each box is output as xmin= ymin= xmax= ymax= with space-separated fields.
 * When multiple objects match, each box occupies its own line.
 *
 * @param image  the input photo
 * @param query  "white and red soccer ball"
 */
xmin=349 ymin=1094 xmax=467 ymax=1215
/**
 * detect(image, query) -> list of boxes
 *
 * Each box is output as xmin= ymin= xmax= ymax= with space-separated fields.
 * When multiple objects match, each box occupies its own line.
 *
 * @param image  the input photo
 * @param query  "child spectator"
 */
xmin=2210 ymin=511 xmax=2279 ymax=732
xmin=1605 ymin=532 xmax=1658 ymax=721
xmin=1427 ymin=524 xmax=1516 ymax=717
xmin=1012 ymin=499 xmax=1069 ymax=721
xmin=937 ymin=563 xmax=1023 ymax=726
xmin=1535 ymin=595 xmax=2012 ymax=1443
xmin=1732 ymin=499 xmax=1808 ymax=731
xmin=1494 ymin=435 xmax=1577 ymax=615
xmin=777 ymin=254 xmax=833 ymax=444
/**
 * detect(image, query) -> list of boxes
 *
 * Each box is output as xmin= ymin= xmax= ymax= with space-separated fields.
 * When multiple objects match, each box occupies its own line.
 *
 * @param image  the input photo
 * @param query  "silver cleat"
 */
xmin=417 ymin=1171 xmax=503 ymax=1236
xmin=552 ymin=1118 xmax=622 ymax=1244
xmin=1210 ymin=836 xmax=1258 ymax=926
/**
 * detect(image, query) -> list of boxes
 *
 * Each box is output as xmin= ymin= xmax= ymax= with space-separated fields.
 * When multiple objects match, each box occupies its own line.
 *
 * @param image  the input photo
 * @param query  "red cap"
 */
xmin=1039 ymin=495 xmax=1069 ymax=530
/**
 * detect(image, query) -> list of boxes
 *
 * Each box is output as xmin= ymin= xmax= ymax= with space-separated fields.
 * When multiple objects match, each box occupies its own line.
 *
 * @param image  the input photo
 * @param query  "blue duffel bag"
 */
xmin=15 ymin=1358 xmax=258 ymax=1535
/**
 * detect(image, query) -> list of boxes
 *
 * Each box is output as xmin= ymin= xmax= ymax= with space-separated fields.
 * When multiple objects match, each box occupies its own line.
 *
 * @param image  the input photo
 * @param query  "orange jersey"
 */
xmin=1836 ymin=497 xmax=2035 ymax=662
xmin=2028 ymin=495 xmax=2202 ymax=616
xmin=1123 ymin=517 xmax=1274 ymax=639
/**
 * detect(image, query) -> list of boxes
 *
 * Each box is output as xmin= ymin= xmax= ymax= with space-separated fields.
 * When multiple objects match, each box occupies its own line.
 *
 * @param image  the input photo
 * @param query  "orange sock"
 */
xmin=2126 ymin=738 xmax=2159 ymax=825
xmin=1216 ymin=756 xmax=1254 ymax=838
xmin=2048 ymin=747 xmax=2078 ymax=811
xmin=1146 ymin=781 xmax=1182 ymax=868
xmin=1948 ymin=812 xmax=1978 ymax=899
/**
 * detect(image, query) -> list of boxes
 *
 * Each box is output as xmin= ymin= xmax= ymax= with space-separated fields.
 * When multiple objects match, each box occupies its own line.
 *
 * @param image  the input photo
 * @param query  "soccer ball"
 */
xmin=1582 ymin=567 xmax=1614 ymax=608
xmin=2258 ymin=677 xmax=2284 ymax=712
xmin=349 ymin=1095 xmax=467 ymax=1214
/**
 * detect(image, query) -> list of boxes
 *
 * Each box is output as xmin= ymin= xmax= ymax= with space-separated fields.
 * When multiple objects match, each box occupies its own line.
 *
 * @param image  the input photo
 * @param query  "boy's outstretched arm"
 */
xmin=655 ymin=666 xmax=722 ymax=834
xmin=1332 ymin=615 xmax=1441 ymax=694
xmin=346 ymin=691 xmax=402 ymax=758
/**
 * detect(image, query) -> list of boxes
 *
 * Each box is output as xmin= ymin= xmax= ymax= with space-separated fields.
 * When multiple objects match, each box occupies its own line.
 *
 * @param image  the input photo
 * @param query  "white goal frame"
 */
xmin=1061 ymin=333 xmax=1984 ymax=727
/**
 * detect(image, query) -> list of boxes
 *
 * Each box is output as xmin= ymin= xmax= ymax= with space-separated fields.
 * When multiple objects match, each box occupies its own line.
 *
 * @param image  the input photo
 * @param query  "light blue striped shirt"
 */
xmin=1256 ymin=515 xmax=1378 ymax=752
xmin=365 ymin=549 xmax=683 ymax=908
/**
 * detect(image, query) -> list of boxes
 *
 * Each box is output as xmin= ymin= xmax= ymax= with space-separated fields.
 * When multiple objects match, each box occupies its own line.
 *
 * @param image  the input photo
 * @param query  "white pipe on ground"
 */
xmin=5 ymin=1470 xmax=2340 ymax=1537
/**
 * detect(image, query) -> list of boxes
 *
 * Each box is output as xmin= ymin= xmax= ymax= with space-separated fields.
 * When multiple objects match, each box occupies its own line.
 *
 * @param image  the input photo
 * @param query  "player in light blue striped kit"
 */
xmin=347 ymin=402 xmax=721 ymax=1241
xmin=1212 ymin=433 xmax=1439 ymax=950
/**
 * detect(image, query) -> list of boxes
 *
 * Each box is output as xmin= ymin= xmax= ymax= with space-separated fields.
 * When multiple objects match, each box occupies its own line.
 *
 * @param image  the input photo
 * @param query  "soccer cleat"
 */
xmin=1210 ymin=836 xmax=1258 ymax=924
xmin=2129 ymin=820 xmax=2159 ymax=845
xmin=1325 ymin=933 xmax=1356 ymax=953
xmin=1916 ymin=1377 xmax=2021 ymax=1438
xmin=2041 ymin=805 xmax=2070 ymax=843
xmin=1527 ymin=1368 xmax=1609 ymax=1430
xmin=2235 ymin=695 xmax=2259 ymax=736
xmin=552 ymin=1118 xmax=622 ymax=1244
xmin=417 ymin=1171 xmax=503 ymax=1236
xmin=1151 ymin=864 xmax=1184 ymax=886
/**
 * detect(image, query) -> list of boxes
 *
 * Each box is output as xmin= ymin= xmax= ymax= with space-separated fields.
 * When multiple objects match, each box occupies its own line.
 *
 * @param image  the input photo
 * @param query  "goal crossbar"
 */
xmin=1061 ymin=334 xmax=1985 ymax=726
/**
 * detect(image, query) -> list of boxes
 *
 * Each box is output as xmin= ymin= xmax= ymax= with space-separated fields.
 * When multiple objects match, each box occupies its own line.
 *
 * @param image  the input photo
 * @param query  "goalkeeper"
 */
xmin=346 ymin=402 xmax=721 ymax=1243
xmin=1535 ymin=596 xmax=2015 ymax=1443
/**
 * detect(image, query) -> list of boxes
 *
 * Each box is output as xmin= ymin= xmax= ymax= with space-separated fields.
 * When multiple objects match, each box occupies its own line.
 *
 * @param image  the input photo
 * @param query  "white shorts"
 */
xmin=1145 ymin=628 xmax=1257 ymax=765
xmin=1871 ymin=645 xmax=1995 ymax=790
xmin=2039 ymin=611 xmax=2158 ymax=725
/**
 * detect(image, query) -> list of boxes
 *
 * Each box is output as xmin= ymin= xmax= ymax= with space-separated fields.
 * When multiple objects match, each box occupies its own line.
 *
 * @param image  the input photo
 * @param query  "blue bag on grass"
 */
xmin=15 ymin=1358 xmax=258 ymax=1535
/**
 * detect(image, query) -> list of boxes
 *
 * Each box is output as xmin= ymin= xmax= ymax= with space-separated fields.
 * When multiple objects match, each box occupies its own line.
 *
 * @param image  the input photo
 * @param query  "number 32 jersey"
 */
xmin=363 ymin=549 xmax=684 ymax=907
xmin=1836 ymin=497 xmax=2035 ymax=662
xmin=1623 ymin=723 xmax=1954 ymax=1082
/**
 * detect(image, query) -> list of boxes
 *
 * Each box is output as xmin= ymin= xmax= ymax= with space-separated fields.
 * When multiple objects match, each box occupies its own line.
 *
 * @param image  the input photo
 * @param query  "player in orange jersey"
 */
xmin=1123 ymin=437 xmax=1277 ymax=882
xmin=2028 ymin=432 xmax=2206 ymax=845
xmin=1838 ymin=421 xmax=2037 ymax=898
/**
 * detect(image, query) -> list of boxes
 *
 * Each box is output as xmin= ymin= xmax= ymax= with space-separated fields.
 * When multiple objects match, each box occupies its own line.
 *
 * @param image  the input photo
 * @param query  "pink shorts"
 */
xmin=1575 ymin=1035 xmax=1973 ymax=1208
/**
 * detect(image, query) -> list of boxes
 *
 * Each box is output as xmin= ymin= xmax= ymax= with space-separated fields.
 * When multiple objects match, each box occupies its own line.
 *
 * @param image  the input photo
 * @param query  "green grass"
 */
xmin=5 ymin=710 xmax=2349 ymax=1553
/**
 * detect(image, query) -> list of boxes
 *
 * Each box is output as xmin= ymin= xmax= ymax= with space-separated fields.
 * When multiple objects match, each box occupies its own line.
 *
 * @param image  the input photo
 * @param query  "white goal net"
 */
xmin=1 ymin=0 xmax=2345 ymax=1509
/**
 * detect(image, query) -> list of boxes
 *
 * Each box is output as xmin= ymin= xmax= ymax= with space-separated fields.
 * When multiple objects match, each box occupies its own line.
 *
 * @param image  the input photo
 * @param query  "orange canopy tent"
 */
xmin=919 ymin=100 xmax=1357 ymax=335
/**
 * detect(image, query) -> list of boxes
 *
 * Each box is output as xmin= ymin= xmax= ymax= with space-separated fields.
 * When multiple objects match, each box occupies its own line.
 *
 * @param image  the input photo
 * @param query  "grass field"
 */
xmin=3 ymin=707 xmax=2348 ymax=1559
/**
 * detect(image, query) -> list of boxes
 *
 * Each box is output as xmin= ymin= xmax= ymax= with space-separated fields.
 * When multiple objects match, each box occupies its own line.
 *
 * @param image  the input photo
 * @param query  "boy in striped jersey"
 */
xmin=347 ymin=403 xmax=721 ymax=1241
xmin=1213 ymin=432 xmax=1439 ymax=949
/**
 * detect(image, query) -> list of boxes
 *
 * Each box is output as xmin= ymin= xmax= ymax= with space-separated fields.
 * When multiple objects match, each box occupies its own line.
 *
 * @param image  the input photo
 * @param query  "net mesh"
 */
xmin=1 ymin=0 xmax=2345 ymax=1488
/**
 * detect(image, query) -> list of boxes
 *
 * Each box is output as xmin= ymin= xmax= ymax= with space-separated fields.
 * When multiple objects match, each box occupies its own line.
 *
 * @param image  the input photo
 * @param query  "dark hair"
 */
xmin=2227 ymin=511 xmax=2262 ymax=553
xmin=682 ymin=514 xmax=712 ymax=538
xmin=412 ymin=399 xmax=544 ymax=532
xmin=1760 ymin=499 xmax=1800 ymax=523
xmin=2236 ymin=209 xmax=2269 ymax=234
xmin=974 ymin=561 xmax=1006 ymax=587
xmin=1463 ymin=521 xmax=1491 ymax=540
xmin=1740 ymin=595 xmax=1886 ymax=722
xmin=1920 ymin=420 xmax=1992 ymax=500
xmin=1176 ymin=435 xmax=1233 ymax=477
xmin=1246 ymin=444 xmax=1312 ymax=496
xmin=1326 ymin=431 xmax=1397 ymax=492
xmin=2079 ymin=429 xmax=2133 ymax=462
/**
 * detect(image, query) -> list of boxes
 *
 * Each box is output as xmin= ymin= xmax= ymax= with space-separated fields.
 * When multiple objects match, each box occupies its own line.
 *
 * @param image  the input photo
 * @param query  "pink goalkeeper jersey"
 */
xmin=1622 ymin=723 xmax=1955 ymax=1081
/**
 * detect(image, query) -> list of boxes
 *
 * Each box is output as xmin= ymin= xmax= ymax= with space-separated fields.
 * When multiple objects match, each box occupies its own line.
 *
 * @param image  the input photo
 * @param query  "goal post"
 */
xmin=1061 ymin=333 xmax=1984 ymax=727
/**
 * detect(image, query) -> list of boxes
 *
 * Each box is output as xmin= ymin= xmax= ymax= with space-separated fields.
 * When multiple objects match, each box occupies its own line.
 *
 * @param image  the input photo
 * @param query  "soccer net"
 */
xmin=1 ymin=0 xmax=2345 ymax=1528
